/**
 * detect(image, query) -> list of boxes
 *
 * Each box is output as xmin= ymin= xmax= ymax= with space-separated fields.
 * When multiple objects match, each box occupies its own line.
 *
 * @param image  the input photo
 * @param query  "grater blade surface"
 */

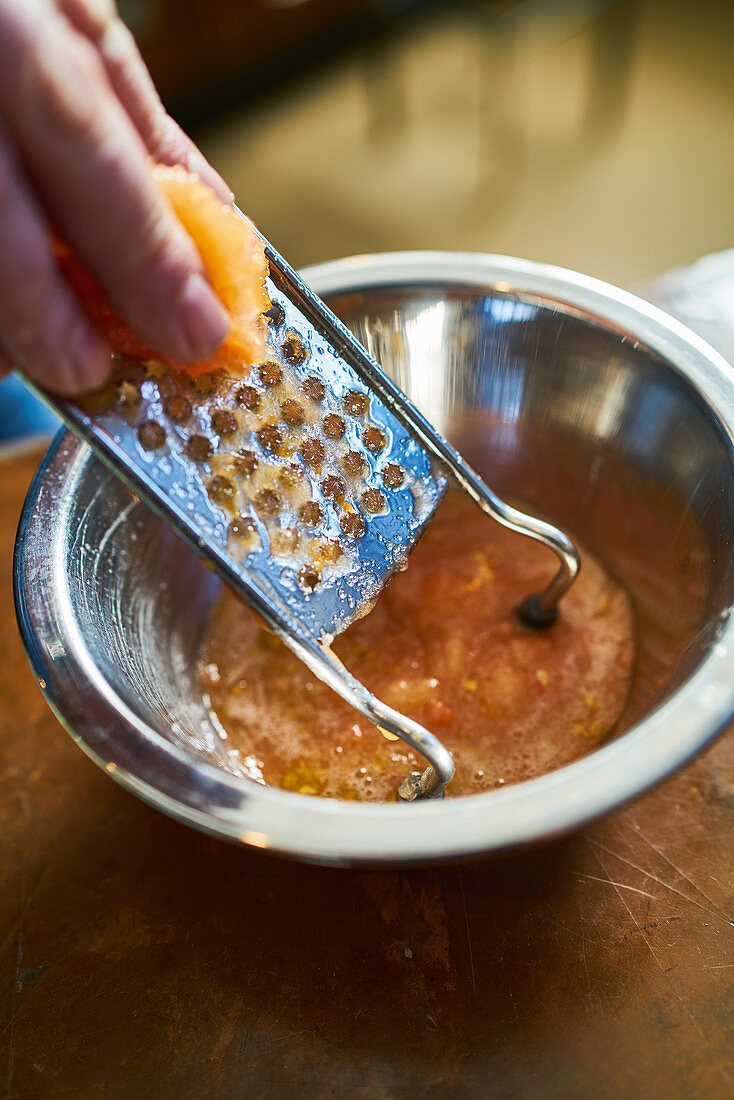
xmin=39 ymin=258 xmax=448 ymax=644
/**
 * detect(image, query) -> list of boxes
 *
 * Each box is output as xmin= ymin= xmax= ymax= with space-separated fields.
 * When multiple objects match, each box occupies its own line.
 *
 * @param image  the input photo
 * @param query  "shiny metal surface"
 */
xmin=27 ymin=252 xmax=448 ymax=644
xmin=21 ymin=236 xmax=457 ymax=794
xmin=14 ymin=252 xmax=734 ymax=863
xmin=26 ymin=236 xmax=579 ymax=798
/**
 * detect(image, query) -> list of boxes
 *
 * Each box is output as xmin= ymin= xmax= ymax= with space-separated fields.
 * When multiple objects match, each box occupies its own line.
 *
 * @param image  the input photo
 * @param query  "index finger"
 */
xmin=0 ymin=8 xmax=229 ymax=364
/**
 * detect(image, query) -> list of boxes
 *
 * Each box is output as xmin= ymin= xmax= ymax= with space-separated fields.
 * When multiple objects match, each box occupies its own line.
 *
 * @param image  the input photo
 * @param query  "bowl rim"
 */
xmin=14 ymin=250 xmax=734 ymax=865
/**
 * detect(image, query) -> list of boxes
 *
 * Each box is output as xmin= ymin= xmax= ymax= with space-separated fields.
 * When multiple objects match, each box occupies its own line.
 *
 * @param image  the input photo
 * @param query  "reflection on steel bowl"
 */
xmin=14 ymin=253 xmax=734 ymax=865
xmin=198 ymin=486 xmax=635 ymax=801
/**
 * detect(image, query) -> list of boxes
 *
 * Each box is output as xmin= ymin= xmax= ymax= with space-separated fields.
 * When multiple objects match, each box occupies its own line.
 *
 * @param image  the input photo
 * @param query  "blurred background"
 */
xmin=122 ymin=0 xmax=734 ymax=285
xmin=3 ymin=0 xmax=733 ymax=444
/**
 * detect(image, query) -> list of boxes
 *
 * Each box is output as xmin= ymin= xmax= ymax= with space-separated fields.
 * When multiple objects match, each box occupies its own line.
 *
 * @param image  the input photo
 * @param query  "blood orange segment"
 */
xmin=54 ymin=163 xmax=270 ymax=376
xmin=154 ymin=164 xmax=270 ymax=370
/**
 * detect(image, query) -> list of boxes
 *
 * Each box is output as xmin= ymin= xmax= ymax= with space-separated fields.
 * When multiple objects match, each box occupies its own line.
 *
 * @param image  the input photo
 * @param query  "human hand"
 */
xmin=0 ymin=0 xmax=232 ymax=395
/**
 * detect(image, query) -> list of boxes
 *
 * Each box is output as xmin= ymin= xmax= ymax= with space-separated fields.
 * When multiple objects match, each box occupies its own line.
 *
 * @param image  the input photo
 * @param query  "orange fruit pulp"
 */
xmin=54 ymin=164 xmax=270 ymax=377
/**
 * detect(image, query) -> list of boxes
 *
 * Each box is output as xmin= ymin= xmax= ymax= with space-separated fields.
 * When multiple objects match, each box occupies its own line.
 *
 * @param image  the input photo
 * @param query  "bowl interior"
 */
xmin=332 ymin=283 xmax=734 ymax=728
xmin=18 ymin=260 xmax=734 ymax=861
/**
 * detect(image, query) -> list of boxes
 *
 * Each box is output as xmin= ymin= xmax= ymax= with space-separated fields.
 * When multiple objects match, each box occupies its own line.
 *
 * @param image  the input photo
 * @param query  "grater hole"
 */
xmin=278 ymin=463 xmax=303 ymax=488
xmin=255 ymin=488 xmax=280 ymax=515
xmin=301 ymin=437 xmax=325 ymax=467
xmin=321 ymin=474 xmax=345 ymax=501
xmin=186 ymin=434 xmax=212 ymax=462
xmin=298 ymin=565 xmax=321 ymax=592
xmin=280 ymin=399 xmax=305 ymax=425
xmin=363 ymin=427 xmax=387 ymax=454
xmin=299 ymin=500 xmax=323 ymax=526
xmin=266 ymin=301 xmax=285 ymax=327
xmin=209 ymin=475 xmax=236 ymax=506
xmin=323 ymin=414 xmax=346 ymax=439
xmin=192 ymin=373 xmax=218 ymax=397
xmin=164 ymin=394 xmax=192 ymax=422
xmin=117 ymin=380 xmax=141 ymax=407
xmin=271 ymin=526 xmax=300 ymax=555
xmin=211 ymin=408 xmax=237 ymax=436
xmin=233 ymin=449 xmax=258 ymax=476
xmin=257 ymin=424 xmax=283 ymax=453
xmin=340 ymin=513 xmax=366 ymax=539
xmin=315 ymin=537 xmax=342 ymax=563
xmin=342 ymin=450 xmax=366 ymax=477
xmin=343 ymin=390 xmax=368 ymax=416
xmin=137 ymin=420 xmax=165 ymax=451
xmin=258 ymin=361 xmax=283 ymax=387
xmin=228 ymin=515 xmax=257 ymax=544
xmin=382 ymin=462 xmax=404 ymax=489
xmin=237 ymin=384 xmax=260 ymax=411
xmin=301 ymin=376 xmax=325 ymax=402
xmin=362 ymin=487 xmax=387 ymax=513
xmin=157 ymin=372 xmax=180 ymax=397
xmin=282 ymin=331 xmax=307 ymax=365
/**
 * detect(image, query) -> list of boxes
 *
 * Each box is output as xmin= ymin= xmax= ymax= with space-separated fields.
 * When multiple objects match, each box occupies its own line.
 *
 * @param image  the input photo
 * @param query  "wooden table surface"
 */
xmin=1 ymin=447 xmax=733 ymax=1099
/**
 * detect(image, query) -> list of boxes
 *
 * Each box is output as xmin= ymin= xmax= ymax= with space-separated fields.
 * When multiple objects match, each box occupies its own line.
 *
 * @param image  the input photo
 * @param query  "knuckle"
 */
xmin=99 ymin=16 xmax=140 ymax=77
xmin=70 ymin=0 xmax=120 ymax=39
xmin=103 ymin=16 xmax=137 ymax=58
xmin=130 ymin=92 xmax=170 ymax=160
xmin=149 ymin=116 xmax=188 ymax=164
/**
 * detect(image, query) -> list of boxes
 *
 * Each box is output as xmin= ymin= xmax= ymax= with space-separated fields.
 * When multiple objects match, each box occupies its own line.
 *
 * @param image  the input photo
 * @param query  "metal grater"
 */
xmin=26 ymin=235 xmax=580 ymax=800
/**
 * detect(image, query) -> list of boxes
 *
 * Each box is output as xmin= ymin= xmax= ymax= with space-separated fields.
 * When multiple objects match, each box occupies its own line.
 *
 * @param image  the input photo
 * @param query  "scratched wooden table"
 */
xmin=1 ymin=446 xmax=732 ymax=1099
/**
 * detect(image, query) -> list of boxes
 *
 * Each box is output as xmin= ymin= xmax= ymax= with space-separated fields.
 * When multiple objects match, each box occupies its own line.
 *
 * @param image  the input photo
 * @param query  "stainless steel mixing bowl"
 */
xmin=14 ymin=253 xmax=734 ymax=864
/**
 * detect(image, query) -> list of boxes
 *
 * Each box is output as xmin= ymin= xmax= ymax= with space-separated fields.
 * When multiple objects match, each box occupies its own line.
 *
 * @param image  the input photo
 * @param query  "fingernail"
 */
xmin=179 ymin=273 xmax=229 ymax=361
xmin=69 ymin=323 xmax=111 ymax=393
